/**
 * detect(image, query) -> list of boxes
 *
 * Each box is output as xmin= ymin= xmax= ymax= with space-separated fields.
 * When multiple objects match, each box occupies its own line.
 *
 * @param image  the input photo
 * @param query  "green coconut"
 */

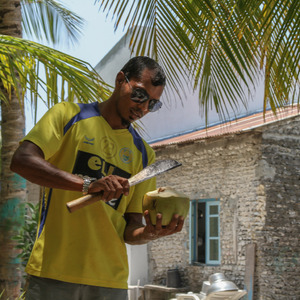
xmin=143 ymin=186 xmax=190 ymax=226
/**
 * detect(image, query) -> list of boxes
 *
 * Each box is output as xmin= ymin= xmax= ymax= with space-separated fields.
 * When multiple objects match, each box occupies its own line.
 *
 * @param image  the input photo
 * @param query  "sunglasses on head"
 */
xmin=124 ymin=76 xmax=162 ymax=112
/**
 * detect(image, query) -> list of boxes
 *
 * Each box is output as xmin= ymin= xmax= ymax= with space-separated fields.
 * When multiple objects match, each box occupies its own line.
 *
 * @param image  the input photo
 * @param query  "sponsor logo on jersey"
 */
xmin=72 ymin=150 xmax=131 ymax=210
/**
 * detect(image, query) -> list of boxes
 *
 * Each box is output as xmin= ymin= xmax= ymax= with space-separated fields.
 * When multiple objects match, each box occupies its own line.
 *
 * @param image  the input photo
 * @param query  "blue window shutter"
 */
xmin=189 ymin=200 xmax=197 ymax=264
xmin=206 ymin=201 xmax=220 ymax=265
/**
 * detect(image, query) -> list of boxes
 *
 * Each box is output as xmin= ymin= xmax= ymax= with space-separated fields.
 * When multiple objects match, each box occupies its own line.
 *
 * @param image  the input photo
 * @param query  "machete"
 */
xmin=66 ymin=159 xmax=181 ymax=213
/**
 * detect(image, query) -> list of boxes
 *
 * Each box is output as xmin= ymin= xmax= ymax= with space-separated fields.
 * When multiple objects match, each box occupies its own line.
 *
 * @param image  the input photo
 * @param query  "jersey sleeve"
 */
xmin=22 ymin=102 xmax=80 ymax=160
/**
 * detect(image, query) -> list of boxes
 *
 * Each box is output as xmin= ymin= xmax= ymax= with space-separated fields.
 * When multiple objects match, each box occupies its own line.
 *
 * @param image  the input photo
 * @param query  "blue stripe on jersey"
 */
xmin=64 ymin=102 xmax=148 ymax=168
xmin=38 ymin=188 xmax=53 ymax=238
xmin=64 ymin=102 xmax=100 ymax=135
xmin=128 ymin=125 xmax=148 ymax=169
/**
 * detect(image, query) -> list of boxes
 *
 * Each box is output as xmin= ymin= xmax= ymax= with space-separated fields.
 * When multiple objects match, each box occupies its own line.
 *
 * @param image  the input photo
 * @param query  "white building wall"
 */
xmin=126 ymin=244 xmax=148 ymax=286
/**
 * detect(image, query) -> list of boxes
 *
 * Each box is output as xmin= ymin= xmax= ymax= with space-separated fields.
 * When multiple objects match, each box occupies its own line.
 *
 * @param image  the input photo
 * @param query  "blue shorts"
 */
xmin=25 ymin=276 xmax=128 ymax=300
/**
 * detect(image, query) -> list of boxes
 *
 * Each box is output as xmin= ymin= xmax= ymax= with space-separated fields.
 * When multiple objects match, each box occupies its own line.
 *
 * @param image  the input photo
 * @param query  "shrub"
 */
xmin=12 ymin=202 xmax=39 ymax=268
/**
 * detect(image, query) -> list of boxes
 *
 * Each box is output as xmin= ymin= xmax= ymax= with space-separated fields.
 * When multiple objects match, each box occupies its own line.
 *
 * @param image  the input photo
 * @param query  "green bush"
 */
xmin=12 ymin=202 xmax=39 ymax=267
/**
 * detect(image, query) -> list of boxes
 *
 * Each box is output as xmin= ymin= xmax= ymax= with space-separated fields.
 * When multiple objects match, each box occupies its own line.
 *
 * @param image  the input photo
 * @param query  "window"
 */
xmin=189 ymin=199 xmax=220 ymax=265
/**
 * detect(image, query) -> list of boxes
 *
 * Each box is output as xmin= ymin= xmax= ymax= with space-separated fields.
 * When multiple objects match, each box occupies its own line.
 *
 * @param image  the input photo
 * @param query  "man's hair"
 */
xmin=121 ymin=56 xmax=166 ymax=86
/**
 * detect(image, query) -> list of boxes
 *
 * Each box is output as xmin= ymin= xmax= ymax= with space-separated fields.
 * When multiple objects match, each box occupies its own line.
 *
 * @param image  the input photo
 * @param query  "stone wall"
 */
xmin=149 ymin=116 xmax=300 ymax=299
xmin=256 ymin=116 xmax=300 ymax=299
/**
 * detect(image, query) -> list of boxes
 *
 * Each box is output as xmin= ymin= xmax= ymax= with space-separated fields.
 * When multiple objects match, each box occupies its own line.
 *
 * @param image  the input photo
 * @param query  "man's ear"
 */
xmin=116 ymin=71 xmax=125 ymax=86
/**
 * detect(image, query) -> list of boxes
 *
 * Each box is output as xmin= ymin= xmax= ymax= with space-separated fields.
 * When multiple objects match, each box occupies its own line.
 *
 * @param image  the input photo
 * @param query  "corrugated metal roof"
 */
xmin=150 ymin=105 xmax=300 ymax=148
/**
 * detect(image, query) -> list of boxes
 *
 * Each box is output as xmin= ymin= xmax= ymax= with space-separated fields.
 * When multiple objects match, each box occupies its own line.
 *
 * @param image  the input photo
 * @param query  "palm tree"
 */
xmin=0 ymin=2 xmax=26 ymax=297
xmin=97 ymin=0 xmax=299 ymax=117
xmin=0 ymin=1 xmax=110 ymax=298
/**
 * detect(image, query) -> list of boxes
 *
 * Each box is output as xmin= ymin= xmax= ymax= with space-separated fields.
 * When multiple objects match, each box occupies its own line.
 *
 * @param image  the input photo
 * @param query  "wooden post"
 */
xmin=244 ymin=243 xmax=256 ymax=300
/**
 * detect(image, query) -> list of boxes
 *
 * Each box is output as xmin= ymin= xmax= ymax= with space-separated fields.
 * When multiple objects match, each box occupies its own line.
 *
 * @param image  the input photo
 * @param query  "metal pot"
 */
xmin=206 ymin=273 xmax=238 ymax=295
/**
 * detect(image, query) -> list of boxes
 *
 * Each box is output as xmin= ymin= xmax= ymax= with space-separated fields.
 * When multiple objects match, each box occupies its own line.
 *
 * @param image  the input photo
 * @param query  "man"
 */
xmin=11 ymin=56 xmax=184 ymax=300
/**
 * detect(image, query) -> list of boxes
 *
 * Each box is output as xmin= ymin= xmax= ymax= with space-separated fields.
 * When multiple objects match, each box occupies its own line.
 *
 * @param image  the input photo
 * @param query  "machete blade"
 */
xmin=128 ymin=159 xmax=182 ymax=186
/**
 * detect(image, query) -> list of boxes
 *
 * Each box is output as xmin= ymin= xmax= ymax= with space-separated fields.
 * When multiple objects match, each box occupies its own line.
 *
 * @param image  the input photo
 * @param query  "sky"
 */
xmin=55 ymin=0 xmax=125 ymax=66
xmin=25 ymin=0 xmax=126 ymax=133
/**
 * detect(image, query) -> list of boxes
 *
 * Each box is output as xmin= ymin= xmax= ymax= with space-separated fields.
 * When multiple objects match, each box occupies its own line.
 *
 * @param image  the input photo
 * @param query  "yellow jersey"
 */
xmin=23 ymin=102 xmax=156 ymax=288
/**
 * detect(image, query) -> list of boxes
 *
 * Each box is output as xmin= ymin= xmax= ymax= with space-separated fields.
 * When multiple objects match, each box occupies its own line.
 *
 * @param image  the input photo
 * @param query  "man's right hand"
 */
xmin=88 ymin=175 xmax=130 ymax=202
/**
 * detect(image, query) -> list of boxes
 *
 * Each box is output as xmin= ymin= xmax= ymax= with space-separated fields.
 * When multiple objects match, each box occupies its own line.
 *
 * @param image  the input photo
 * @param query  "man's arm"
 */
xmin=10 ymin=141 xmax=129 ymax=200
xmin=11 ymin=141 xmax=83 ymax=191
xmin=124 ymin=211 xmax=184 ymax=245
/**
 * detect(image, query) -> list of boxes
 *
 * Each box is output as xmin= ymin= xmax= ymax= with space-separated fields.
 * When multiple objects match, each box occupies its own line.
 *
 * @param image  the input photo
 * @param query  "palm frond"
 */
xmin=21 ymin=0 xmax=85 ymax=46
xmin=0 ymin=35 xmax=111 ymax=113
xmin=256 ymin=0 xmax=300 ymax=112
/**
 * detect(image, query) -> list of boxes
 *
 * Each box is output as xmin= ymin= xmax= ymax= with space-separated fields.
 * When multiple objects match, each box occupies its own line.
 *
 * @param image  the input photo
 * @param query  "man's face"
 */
xmin=117 ymin=68 xmax=164 ymax=127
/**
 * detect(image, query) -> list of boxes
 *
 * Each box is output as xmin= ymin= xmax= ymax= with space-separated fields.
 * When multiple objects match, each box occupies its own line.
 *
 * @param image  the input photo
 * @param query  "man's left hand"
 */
xmin=143 ymin=210 xmax=184 ymax=240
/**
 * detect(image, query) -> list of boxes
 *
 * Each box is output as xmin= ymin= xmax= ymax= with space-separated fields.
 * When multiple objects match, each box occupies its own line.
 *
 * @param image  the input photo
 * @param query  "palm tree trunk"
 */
xmin=0 ymin=1 xmax=26 ymax=298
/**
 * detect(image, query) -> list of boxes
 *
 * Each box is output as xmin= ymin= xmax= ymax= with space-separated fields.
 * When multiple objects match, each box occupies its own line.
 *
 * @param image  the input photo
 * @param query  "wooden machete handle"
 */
xmin=66 ymin=192 xmax=104 ymax=213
